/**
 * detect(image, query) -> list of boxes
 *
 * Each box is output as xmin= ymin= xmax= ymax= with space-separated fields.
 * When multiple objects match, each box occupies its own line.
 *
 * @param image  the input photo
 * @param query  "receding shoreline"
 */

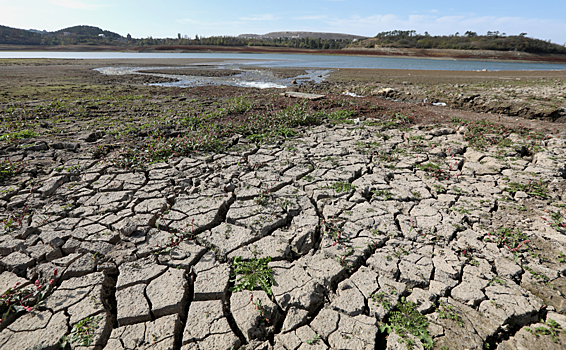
xmin=1 ymin=44 xmax=566 ymax=65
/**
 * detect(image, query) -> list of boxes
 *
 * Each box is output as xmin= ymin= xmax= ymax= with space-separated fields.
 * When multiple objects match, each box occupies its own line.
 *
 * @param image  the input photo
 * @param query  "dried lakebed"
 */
xmin=1 ymin=121 xmax=566 ymax=349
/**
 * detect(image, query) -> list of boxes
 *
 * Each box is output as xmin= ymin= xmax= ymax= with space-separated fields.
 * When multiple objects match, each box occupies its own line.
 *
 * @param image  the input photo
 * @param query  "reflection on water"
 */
xmin=94 ymin=65 xmax=331 ymax=89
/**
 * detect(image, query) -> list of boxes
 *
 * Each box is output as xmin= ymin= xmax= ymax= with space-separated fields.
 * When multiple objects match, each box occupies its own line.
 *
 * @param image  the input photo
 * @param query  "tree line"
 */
xmin=2 ymin=24 xmax=565 ymax=55
xmin=355 ymin=30 xmax=566 ymax=54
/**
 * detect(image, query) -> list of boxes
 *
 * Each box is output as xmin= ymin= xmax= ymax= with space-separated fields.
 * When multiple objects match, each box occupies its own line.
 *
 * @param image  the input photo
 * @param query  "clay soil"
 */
xmin=1 ymin=58 xmax=566 ymax=350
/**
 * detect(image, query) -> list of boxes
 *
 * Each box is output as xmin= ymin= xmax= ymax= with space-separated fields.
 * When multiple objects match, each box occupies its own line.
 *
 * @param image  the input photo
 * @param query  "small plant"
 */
xmin=65 ymin=315 xmax=103 ymax=346
xmin=371 ymin=291 xmax=392 ymax=311
xmin=504 ymin=180 xmax=548 ymax=199
xmin=416 ymin=162 xmax=450 ymax=181
xmin=323 ymin=181 xmax=356 ymax=193
xmin=380 ymin=297 xmax=433 ymax=349
xmin=437 ymin=301 xmax=463 ymax=327
xmin=532 ymin=318 xmax=564 ymax=343
xmin=306 ymin=333 xmax=321 ymax=345
xmin=0 ymin=270 xmax=57 ymax=322
xmin=542 ymin=209 xmax=566 ymax=232
xmin=372 ymin=189 xmax=393 ymax=200
xmin=250 ymin=294 xmax=270 ymax=324
xmin=0 ymin=159 xmax=25 ymax=182
xmin=485 ymin=227 xmax=530 ymax=252
xmin=231 ymin=256 xmax=274 ymax=295
xmin=0 ymin=129 xmax=39 ymax=142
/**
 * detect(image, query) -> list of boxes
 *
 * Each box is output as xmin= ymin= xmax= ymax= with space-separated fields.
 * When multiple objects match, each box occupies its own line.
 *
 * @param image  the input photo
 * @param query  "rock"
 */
xmin=270 ymin=261 xmax=324 ymax=313
xmin=116 ymin=283 xmax=151 ymax=326
xmin=146 ymin=267 xmax=189 ymax=318
xmin=182 ymin=300 xmax=241 ymax=348
xmin=107 ymin=314 xmax=181 ymax=350
xmin=116 ymin=256 xmax=167 ymax=290
xmin=1 ymin=251 xmax=34 ymax=276
xmin=231 ymin=290 xmax=281 ymax=341
xmin=193 ymin=263 xmax=230 ymax=301
xmin=479 ymin=282 xmax=542 ymax=327
xmin=1 ymin=312 xmax=68 ymax=349
xmin=281 ymin=306 xmax=310 ymax=333
xmin=330 ymin=279 xmax=366 ymax=316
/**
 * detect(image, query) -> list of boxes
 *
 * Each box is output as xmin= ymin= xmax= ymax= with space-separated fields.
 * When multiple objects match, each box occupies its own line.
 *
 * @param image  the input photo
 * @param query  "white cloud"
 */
xmin=294 ymin=15 xmax=328 ymax=21
xmin=51 ymin=0 xmax=105 ymax=10
xmin=239 ymin=14 xmax=277 ymax=21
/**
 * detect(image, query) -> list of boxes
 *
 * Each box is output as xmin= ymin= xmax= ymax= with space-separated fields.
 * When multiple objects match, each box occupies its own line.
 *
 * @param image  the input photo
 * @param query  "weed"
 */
xmin=231 ymin=256 xmax=274 ymax=295
xmin=523 ymin=265 xmax=550 ymax=282
xmin=437 ymin=301 xmax=463 ymax=327
xmin=323 ymin=181 xmax=356 ymax=193
xmin=371 ymin=291 xmax=392 ymax=311
xmin=306 ymin=333 xmax=321 ymax=345
xmin=416 ymin=162 xmax=451 ymax=181
xmin=64 ymin=315 xmax=103 ymax=346
xmin=0 ymin=159 xmax=25 ymax=182
xmin=504 ymin=180 xmax=548 ymax=199
xmin=0 ymin=271 xmax=57 ymax=322
xmin=485 ymin=228 xmax=530 ymax=252
xmin=372 ymin=189 xmax=393 ymax=200
xmin=532 ymin=318 xmax=564 ymax=343
xmin=380 ymin=297 xmax=433 ymax=349
xmin=250 ymin=294 xmax=270 ymax=324
xmin=0 ymin=129 xmax=38 ymax=142
xmin=542 ymin=209 xmax=566 ymax=232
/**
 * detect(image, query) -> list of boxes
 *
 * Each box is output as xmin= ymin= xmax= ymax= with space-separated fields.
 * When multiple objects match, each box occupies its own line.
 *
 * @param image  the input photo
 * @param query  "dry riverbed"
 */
xmin=1 ymin=59 xmax=566 ymax=350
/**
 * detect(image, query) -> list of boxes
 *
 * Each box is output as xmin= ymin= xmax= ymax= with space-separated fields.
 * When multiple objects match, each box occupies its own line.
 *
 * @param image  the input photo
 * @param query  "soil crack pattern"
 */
xmin=2 ymin=97 xmax=566 ymax=350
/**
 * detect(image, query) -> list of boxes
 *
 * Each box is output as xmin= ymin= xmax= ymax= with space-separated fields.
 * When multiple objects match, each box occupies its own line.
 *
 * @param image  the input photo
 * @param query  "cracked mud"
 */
xmin=2 ymin=63 xmax=566 ymax=350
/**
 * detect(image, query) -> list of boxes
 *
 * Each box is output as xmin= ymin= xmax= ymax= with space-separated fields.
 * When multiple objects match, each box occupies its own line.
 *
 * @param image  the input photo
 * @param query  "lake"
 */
xmin=1 ymin=51 xmax=566 ymax=71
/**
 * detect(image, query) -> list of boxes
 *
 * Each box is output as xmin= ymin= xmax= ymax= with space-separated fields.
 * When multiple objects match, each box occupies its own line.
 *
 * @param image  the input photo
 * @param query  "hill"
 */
xmin=238 ymin=31 xmax=367 ymax=40
xmin=351 ymin=30 xmax=566 ymax=55
xmin=53 ymin=25 xmax=122 ymax=39
xmin=0 ymin=25 xmax=43 ymax=45
xmin=0 ymin=25 xmax=123 ymax=45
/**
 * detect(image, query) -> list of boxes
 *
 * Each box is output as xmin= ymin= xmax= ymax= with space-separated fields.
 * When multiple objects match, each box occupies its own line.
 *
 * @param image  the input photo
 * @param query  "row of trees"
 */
xmin=131 ymin=36 xmax=351 ymax=50
xmin=2 ymin=24 xmax=565 ymax=54
xmin=357 ymin=31 xmax=566 ymax=54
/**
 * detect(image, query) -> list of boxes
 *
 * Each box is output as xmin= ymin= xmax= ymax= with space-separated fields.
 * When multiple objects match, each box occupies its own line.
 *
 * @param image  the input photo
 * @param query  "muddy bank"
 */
xmin=322 ymin=68 xmax=566 ymax=123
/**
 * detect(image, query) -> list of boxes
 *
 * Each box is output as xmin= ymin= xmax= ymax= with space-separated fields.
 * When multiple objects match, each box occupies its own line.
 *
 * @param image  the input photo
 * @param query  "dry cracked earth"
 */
xmin=2 ymin=118 xmax=566 ymax=350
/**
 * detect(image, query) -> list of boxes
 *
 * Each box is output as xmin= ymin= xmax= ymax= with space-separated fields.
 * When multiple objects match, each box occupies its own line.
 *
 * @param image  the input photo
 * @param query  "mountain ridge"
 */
xmin=238 ymin=31 xmax=367 ymax=40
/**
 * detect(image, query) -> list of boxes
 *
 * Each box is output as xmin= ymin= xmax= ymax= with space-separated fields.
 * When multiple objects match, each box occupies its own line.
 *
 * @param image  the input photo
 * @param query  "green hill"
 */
xmin=0 ymin=25 xmax=123 ymax=45
xmin=53 ymin=25 xmax=122 ymax=39
xmin=0 ymin=25 xmax=43 ymax=45
xmin=352 ymin=30 xmax=566 ymax=55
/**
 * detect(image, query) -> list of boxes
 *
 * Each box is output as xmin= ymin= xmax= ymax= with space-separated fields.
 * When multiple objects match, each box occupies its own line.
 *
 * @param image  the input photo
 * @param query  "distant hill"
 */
xmin=0 ymin=25 xmax=43 ymax=45
xmin=238 ymin=31 xmax=367 ymax=41
xmin=351 ymin=30 xmax=566 ymax=55
xmin=0 ymin=25 xmax=123 ymax=45
xmin=53 ymin=25 xmax=122 ymax=39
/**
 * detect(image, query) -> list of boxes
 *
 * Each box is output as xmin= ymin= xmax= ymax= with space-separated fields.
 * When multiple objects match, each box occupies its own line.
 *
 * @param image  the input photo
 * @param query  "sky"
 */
xmin=1 ymin=0 xmax=566 ymax=45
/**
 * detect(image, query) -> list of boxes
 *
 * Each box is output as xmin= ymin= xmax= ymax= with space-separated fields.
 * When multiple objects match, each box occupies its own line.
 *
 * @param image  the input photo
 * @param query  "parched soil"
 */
xmin=1 ymin=59 xmax=566 ymax=350
xmin=322 ymin=68 xmax=566 ymax=123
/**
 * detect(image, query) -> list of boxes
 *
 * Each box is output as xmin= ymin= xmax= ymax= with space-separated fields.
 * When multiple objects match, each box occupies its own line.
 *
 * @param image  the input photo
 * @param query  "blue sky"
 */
xmin=1 ymin=0 xmax=565 ymax=44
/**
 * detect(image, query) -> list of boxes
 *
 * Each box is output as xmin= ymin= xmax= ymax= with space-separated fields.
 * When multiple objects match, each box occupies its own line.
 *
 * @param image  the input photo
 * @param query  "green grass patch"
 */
xmin=380 ymin=297 xmax=433 ymax=349
xmin=323 ymin=181 xmax=356 ymax=193
xmin=504 ymin=180 xmax=548 ymax=199
xmin=230 ymin=256 xmax=274 ymax=296
xmin=0 ymin=159 xmax=25 ymax=182
xmin=485 ymin=227 xmax=530 ymax=252
xmin=0 ymin=129 xmax=39 ymax=142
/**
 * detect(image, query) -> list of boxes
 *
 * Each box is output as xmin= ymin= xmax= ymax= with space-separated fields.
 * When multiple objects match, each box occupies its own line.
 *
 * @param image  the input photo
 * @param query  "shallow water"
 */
xmin=3 ymin=51 xmax=566 ymax=71
xmin=95 ymin=65 xmax=332 ymax=89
